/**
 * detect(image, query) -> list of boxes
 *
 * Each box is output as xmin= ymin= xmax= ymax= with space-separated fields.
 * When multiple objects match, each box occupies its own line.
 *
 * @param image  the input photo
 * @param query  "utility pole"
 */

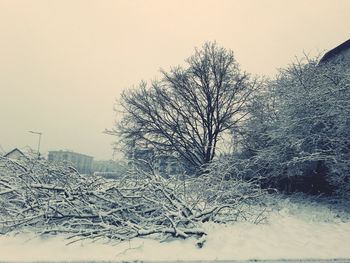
xmin=29 ymin=131 xmax=42 ymax=158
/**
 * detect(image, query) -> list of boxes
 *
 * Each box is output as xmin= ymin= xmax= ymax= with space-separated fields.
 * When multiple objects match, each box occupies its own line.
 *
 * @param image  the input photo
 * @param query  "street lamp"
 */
xmin=29 ymin=131 xmax=42 ymax=158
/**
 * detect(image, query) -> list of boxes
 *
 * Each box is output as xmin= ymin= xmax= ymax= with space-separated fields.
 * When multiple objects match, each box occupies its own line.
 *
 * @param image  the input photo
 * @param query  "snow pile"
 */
xmin=1 ymin=195 xmax=350 ymax=261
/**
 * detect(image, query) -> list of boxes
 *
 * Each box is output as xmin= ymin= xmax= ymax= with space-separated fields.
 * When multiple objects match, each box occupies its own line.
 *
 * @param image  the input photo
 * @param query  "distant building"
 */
xmin=319 ymin=39 xmax=350 ymax=64
xmin=3 ymin=148 xmax=28 ymax=161
xmin=128 ymin=147 xmax=183 ymax=177
xmin=156 ymin=154 xmax=182 ymax=177
xmin=48 ymin=150 xmax=93 ymax=174
xmin=92 ymin=159 xmax=127 ymax=179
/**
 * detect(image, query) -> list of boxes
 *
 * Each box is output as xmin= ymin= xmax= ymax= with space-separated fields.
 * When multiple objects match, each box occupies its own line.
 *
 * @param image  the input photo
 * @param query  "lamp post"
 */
xmin=29 ymin=131 xmax=42 ymax=158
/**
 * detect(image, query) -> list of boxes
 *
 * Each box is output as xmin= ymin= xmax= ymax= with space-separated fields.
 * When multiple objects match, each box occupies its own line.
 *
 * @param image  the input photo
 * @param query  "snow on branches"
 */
xmin=0 ymin=155 xmax=268 ymax=246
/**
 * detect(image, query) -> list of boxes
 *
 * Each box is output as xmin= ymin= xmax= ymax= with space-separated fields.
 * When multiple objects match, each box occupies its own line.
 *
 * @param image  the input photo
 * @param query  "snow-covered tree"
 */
xmin=238 ymin=56 xmax=350 ymax=195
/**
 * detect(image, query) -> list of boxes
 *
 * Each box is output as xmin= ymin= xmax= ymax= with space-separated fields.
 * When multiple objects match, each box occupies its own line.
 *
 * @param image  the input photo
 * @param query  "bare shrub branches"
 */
xmin=0 ymin=156 xmax=268 ymax=245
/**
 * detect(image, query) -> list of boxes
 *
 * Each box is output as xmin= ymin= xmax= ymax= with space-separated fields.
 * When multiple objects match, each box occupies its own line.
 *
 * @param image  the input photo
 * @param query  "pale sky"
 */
xmin=0 ymin=0 xmax=349 ymax=160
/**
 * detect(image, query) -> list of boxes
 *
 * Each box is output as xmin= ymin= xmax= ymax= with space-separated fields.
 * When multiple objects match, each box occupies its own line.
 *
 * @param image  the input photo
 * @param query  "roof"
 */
xmin=319 ymin=38 xmax=350 ymax=64
xmin=3 ymin=148 xmax=27 ymax=158
xmin=48 ymin=150 xmax=93 ymax=159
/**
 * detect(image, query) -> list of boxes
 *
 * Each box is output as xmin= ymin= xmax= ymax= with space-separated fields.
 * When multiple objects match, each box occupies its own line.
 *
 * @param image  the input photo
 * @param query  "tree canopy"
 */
xmin=236 ymin=57 xmax=350 ymax=195
xmin=112 ymin=42 xmax=258 ymax=172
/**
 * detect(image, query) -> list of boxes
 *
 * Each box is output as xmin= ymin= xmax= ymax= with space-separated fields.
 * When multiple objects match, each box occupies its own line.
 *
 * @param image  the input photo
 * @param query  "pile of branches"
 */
xmin=0 ymin=156 xmax=268 ymax=246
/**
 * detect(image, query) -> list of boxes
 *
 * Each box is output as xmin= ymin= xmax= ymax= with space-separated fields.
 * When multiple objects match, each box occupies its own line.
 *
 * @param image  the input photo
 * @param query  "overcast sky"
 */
xmin=0 ymin=0 xmax=349 ymax=160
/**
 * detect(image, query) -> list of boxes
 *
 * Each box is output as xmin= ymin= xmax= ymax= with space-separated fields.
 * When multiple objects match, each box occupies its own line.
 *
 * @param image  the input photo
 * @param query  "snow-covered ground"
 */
xmin=1 ymin=195 xmax=350 ymax=262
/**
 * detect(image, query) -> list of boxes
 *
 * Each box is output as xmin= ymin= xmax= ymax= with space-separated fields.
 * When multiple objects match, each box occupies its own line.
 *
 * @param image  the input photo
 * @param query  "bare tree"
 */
xmin=110 ymin=42 xmax=258 ymax=172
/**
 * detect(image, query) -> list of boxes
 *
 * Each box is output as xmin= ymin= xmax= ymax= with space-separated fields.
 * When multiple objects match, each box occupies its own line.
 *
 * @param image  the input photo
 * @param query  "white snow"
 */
xmin=1 ymin=196 xmax=350 ymax=261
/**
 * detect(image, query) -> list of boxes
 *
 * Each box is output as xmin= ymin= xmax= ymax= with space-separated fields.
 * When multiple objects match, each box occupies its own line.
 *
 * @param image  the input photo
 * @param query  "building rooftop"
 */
xmin=4 ymin=148 xmax=26 ymax=157
xmin=48 ymin=150 xmax=93 ymax=159
xmin=319 ymin=38 xmax=350 ymax=64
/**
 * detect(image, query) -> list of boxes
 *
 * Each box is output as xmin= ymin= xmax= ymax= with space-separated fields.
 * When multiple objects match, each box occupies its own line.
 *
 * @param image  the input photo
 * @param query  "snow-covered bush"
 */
xmin=187 ymin=159 xmax=270 ymax=223
xmin=238 ymin=57 xmax=350 ymax=196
